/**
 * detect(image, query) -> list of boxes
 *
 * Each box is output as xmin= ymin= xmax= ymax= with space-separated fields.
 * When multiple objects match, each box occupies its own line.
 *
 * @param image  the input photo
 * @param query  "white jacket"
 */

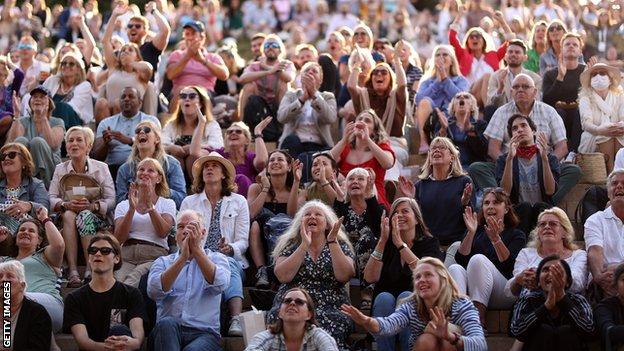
xmin=579 ymin=90 xmax=624 ymax=152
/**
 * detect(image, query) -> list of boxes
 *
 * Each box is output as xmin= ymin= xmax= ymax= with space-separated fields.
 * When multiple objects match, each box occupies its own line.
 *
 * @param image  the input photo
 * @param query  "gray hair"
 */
xmin=607 ymin=168 xmax=624 ymax=188
xmin=0 ymin=260 xmax=27 ymax=289
xmin=512 ymin=73 xmax=536 ymax=88
xmin=176 ymin=209 xmax=208 ymax=248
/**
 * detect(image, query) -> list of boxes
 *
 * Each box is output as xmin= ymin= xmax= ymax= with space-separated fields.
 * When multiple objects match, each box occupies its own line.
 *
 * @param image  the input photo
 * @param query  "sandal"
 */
xmin=67 ymin=273 xmax=82 ymax=288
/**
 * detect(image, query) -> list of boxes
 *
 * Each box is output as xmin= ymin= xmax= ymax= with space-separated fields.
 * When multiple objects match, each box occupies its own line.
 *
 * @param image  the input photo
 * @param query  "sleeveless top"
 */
xmin=105 ymin=70 xmax=147 ymax=102
xmin=2 ymin=251 xmax=62 ymax=302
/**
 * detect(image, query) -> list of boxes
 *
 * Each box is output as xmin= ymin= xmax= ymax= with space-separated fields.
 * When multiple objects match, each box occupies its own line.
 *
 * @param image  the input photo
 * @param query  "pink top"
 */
xmin=168 ymin=49 xmax=224 ymax=93
xmin=245 ymin=61 xmax=295 ymax=104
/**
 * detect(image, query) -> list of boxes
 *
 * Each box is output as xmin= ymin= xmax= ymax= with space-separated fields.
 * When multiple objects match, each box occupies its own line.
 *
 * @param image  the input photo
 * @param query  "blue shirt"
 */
xmin=147 ymin=249 xmax=230 ymax=335
xmin=95 ymin=112 xmax=160 ymax=165
xmin=415 ymin=76 xmax=469 ymax=113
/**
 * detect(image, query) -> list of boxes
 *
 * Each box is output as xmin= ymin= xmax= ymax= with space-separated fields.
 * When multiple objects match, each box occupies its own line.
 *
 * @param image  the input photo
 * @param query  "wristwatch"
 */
xmin=59 ymin=203 xmax=67 ymax=213
xmin=397 ymin=243 xmax=408 ymax=251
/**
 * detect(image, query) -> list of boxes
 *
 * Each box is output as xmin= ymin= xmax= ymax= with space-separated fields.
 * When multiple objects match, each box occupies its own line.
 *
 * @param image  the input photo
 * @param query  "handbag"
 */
xmin=574 ymin=153 xmax=608 ymax=185
xmin=59 ymin=173 xmax=103 ymax=202
xmin=239 ymin=306 xmax=267 ymax=346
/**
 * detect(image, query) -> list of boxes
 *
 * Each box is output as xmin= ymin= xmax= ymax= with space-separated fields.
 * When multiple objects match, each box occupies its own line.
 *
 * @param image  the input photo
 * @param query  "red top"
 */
xmin=449 ymin=29 xmax=508 ymax=77
xmin=338 ymin=141 xmax=395 ymax=209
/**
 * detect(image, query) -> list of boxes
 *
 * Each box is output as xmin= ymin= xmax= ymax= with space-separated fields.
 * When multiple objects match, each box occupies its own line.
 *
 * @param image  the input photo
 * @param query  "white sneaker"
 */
xmin=563 ymin=151 xmax=576 ymax=164
xmin=229 ymin=316 xmax=243 ymax=336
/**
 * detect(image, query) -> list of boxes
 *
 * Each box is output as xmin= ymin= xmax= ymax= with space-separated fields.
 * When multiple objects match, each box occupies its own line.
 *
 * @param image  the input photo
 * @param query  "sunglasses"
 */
xmin=87 ymin=246 xmax=116 ymax=255
xmin=372 ymin=69 xmax=389 ymax=76
xmin=537 ymin=220 xmax=561 ymax=229
xmin=469 ymin=34 xmax=482 ymax=39
xmin=135 ymin=126 xmax=152 ymax=134
xmin=226 ymin=129 xmax=244 ymax=135
xmin=264 ymin=42 xmax=280 ymax=49
xmin=455 ymin=94 xmax=471 ymax=99
xmin=179 ymin=92 xmax=198 ymax=100
xmin=127 ymin=23 xmax=143 ymax=29
xmin=0 ymin=151 xmax=20 ymax=161
xmin=548 ymin=25 xmax=564 ymax=32
xmin=354 ymin=32 xmax=367 ymax=36
xmin=60 ymin=61 xmax=77 ymax=68
xmin=282 ymin=297 xmax=307 ymax=306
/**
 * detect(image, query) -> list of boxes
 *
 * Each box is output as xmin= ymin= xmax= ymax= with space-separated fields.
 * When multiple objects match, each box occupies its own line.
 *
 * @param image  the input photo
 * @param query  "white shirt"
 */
xmin=161 ymin=120 xmax=224 ymax=150
xmin=114 ymin=197 xmax=177 ymax=249
xmin=180 ymin=192 xmax=250 ymax=268
xmin=584 ymin=206 xmax=624 ymax=267
xmin=466 ymin=56 xmax=494 ymax=86
xmin=504 ymin=247 xmax=588 ymax=297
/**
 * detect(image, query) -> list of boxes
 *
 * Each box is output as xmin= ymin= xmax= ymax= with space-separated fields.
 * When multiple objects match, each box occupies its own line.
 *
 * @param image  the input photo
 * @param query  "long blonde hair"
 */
xmin=410 ymin=257 xmax=462 ymax=318
xmin=127 ymin=120 xmax=166 ymax=166
xmin=527 ymin=207 xmax=578 ymax=251
xmin=423 ymin=45 xmax=461 ymax=80
xmin=135 ymin=157 xmax=171 ymax=198
xmin=271 ymin=200 xmax=353 ymax=260
xmin=419 ymin=137 xmax=466 ymax=180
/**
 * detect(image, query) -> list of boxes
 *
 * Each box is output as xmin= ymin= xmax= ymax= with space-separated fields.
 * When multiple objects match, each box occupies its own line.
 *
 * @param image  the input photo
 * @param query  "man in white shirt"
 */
xmin=16 ymin=35 xmax=44 ymax=96
xmin=585 ymin=169 xmax=624 ymax=299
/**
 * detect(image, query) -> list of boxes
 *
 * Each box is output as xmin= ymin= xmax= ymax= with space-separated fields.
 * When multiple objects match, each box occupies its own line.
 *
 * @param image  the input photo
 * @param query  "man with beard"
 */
xmin=486 ymin=40 xmax=542 ymax=120
xmin=238 ymin=34 xmax=295 ymax=142
xmin=64 ymin=234 xmax=145 ymax=351
xmin=92 ymin=87 xmax=160 ymax=178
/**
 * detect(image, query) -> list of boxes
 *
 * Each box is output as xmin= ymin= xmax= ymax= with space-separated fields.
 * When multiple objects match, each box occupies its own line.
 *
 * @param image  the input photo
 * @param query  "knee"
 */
xmin=62 ymin=210 xmax=78 ymax=224
xmin=448 ymin=263 xmax=466 ymax=277
xmin=467 ymin=254 xmax=490 ymax=271
xmin=153 ymin=316 xmax=179 ymax=331
xmin=95 ymin=98 xmax=109 ymax=109
xmin=30 ymin=136 xmax=48 ymax=148
xmin=418 ymin=98 xmax=432 ymax=111
xmin=372 ymin=292 xmax=396 ymax=315
xmin=562 ymin=164 xmax=582 ymax=180
xmin=414 ymin=333 xmax=438 ymax=350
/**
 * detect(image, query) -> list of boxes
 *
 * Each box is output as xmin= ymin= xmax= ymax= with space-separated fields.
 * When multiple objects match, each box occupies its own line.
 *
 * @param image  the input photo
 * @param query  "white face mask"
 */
xmin=591 ymin=74 xmax=611 ymax=90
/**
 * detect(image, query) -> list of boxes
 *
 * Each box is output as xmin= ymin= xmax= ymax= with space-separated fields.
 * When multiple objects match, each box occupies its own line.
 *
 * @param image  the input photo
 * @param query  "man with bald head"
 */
xmin=469 ymin=73 xmax=581 ymax=205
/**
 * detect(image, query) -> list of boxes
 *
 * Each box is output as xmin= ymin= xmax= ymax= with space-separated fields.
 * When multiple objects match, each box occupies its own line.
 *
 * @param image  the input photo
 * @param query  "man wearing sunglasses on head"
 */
xmin=93 ymin=87 xmax=160 ymax=180
xmin=63 ymin=234 xmax=146 ymax=351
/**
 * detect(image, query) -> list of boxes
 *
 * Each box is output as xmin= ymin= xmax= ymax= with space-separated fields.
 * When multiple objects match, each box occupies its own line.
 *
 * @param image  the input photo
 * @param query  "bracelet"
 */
xmin=450 ymin=332 xmax=461 ymax=346
xmin=327 ymin=240 xmax=337 ymax=244
xmin=261 ymin=187 xmax=270 ymax=193
xmin=254 ymin=134 xmax=264 ymax=139
xmin=407 ymin=258 xmax=418 ymax=267
xmin=492 ymin=238 xmax=502 ymax=245
xmin=321 ymin=182 xmax=331 ymax=187
xmin=41 ymin=217 xmax=53 ymax=226
xmin=371 ymin=250 xmax=383 ymax=261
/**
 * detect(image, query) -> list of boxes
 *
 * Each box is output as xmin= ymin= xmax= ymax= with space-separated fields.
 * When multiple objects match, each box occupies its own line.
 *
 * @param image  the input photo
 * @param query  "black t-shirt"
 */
xmin=63 ymin=281 xmax=145 ymax=342
xmin=140 ymin=41 xmax=162 ymax=81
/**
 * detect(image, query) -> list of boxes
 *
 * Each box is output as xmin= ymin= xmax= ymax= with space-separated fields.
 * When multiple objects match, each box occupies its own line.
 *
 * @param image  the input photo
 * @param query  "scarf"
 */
xmin=516 ymin=144 xmax=538 ymax=159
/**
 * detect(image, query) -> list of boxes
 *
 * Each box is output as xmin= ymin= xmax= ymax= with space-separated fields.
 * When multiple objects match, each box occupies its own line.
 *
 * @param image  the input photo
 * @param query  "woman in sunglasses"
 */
xmin=113 ymin=157 xmax=176 ymax=288
xmin=0 ymin=143 xmax=49 ymax=235
xmin=246 ymin=288 xmax=339 ymax=351
xmin=48 ymin=126 xmax=115 ymax=287
xmin=539 ymin=20 xmax=583 ymax=75
xmin=162 ymin=85 xmax=223 ymax=179
xmin=448 ymin=188 xmax=526 ymax=330
xmin=115 ymin=120 xmax=186 ymax=208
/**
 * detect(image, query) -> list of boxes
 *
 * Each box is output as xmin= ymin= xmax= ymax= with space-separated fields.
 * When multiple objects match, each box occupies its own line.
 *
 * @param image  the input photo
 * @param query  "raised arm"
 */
xmin=149 ymin=5 xmax=171 ymax=52
xmin=78 ymin=15 xmax=96 ymax=66
xmin=102 ymin=4 xmax=128 ymax=70
xmin=39 ymin=207 xmax=65 ymax=268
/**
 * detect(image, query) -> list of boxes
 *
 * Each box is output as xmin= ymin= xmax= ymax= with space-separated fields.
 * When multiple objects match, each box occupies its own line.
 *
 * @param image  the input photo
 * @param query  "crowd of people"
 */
xmin=4 ymin=0 xmax=624 ymax=350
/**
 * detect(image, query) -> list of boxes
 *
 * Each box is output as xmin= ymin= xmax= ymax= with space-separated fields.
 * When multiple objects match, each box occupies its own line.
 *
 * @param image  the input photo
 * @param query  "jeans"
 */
xmin=373 ymin=291 xmax=412 ymax=351
xmin=151 ymin=316 xmax=222 ymax=351
xmin=223 ymin=257 xmax=244 ymax=301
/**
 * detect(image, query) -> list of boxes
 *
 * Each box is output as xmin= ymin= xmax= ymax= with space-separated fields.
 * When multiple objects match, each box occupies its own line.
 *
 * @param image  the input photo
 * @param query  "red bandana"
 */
xmin=516 ymin=145 xmax=539 ymax=159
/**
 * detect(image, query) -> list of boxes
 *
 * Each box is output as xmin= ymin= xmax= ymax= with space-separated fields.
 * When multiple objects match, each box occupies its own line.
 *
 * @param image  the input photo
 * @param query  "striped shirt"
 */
xmin=245 ymin=326 xmax=340 ymax=351
xmin=374 ymin=297 xmax=487 ymax=351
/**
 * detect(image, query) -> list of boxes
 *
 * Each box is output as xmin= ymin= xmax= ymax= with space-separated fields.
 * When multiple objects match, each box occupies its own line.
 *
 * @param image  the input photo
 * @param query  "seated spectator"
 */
xmin=123 ymin=5 xmax=170 ymax=81
xmin=414 ymin=45 xmax=469 ymax=154
xmin=242 ymin=0 xmax=277 ymax=36
xmin=277 ymin=61 xmax=337 ymax=159
xmin=325 ymin=2 xmax=359 ymax=38
xmin=238 ymin=34 xmax=295 ymax=142
xmin=395 ymin=40 xmax=423 ymax=111
xmin=343 ymin=257 xmax=487 ymax=351
xmin=163 ymin=86 xmax=223 ymax=178
xmin=270 ymin=200 xmax=355 ymax=349
xmin=0 ymin=260 xmax=51 ymax=351
xmin=113 ymin=158 xmax=176 ymax=287
xmin=191 ymin=120 xmax=269 ymax=197
xmin=362 ymin=198 xmax=443 ymax=351
xmin=297 ymin=151 xmax=341 ymax=205
xmin=2 ymin=207 xmax=64 ymax=332
xmin=97 ymin=5 xmax=152 ymax=124
xmin=326 ymin=31 xmax=347 ymax=64
xmin=49 ymin=126 xmax=115 ymax=287
xmin=449 ymin=189 xmax=526 ymax=329
xmin=63 ymin=234 xmax=145 ymax=351
xmin=147 ymin=209 xmax=231 ymax=351
xmin=330 ymin=110 xmax=395 ymax=209
xmin=523 ymin=21 xmax=548 ymax=73
xmin=115 ymin=120 xmax=186 ymax=208
xmin=0 ymin=143 xmax=48 ymax=234
xmin=436 ymin=92 xmax=487 ymax=169
xmin=398 ymin=137 xmax=473 ymax=246
xmin=505 ymin=207 xmax=588 ymax=297
xmin=469 ymin=73 xmax=580 ymax=205
xmin=245 ymin=287 xmax=339 ymax=351
xmin=181 ymin=153 xmax=250 ymax=336
xmin=333 ymin=167 xmax=384 ymax=309
xmin=165 ymin=20 xmax=228 ymax=101
xmin=0 ymin=56 xmax=24 ymax=142
xmin=579 ymin=63 xmax=624 ymax=172
xmin=6 ymin=85 xmax=65 ymax=187
xmin=215 ymin=44 xmax=245 ymax=97
xmin=539 ymin=20 xmax=570 ymax=76
xmin=510 ymin=255 xmax=595 ymax=351
xmin=247 ymin=149 xmax=299 ymax=288
xmin=92 ymin=87 xmax=161 ymax=179
xmin=585 ymin=169 xmax=624 ymax=301
xmin=595 ymin=263 xmax=624 ymax=350
xmin=16 ymin=35 xmax=44 ymax=96
xmin=496 ymin=114 xmax=560 ymax=234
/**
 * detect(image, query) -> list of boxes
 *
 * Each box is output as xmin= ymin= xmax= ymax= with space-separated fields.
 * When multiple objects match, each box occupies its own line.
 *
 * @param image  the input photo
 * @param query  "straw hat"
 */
xmin=580 ymin=63 xmax=621 ymax=89
xmin=192 ymin=152 xmax=236 ymax=186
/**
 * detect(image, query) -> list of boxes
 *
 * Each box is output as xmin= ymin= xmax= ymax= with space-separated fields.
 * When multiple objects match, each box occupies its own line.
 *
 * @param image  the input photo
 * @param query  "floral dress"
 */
xmin=343 ymin=208 xmax=377 ymax=286
xmin=269 ymin=241 xmax=355 ymax=350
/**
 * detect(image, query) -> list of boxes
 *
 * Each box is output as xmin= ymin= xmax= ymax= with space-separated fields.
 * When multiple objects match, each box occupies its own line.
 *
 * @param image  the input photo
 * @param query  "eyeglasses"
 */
xmin=430 ymin=145 xmax=449 ymax=151
xmin=372 ymin=69 xmax=389 ymax=76
xmin=0 ymin=151 xmax=20 ymax=161
xmin=179 ymin=92 xmax=198 ymax=100
xmin=135 ymin=126 xmax=152 ymax=134
xmin=60 ymin=61 xmax=77 ymax=68
xmin=512 ymin=84 xmax=533 ymax=90
xmin=537 ymin=221 xmax=561 ymax=229
xmin=226 ymin=129 xmax=243 ymax=135
xmin=455 ymin=94 xmax=471 ymax=99
xmin=282 ymin=297 xmax=307 ymax=306
xmin=354 ymin=32 xmax=367 ymax=36
xmin=548 ymin=25 xmax=564 ymax=32
xmin=264 ymin=42 xmax=280 ymax=49
xmin=469 ymin=34 xmax=482 ymax=39
xmin=127 ymin=23 xmax=143 ymax=29
xmin=87 ymin=246 xmax=116 ymax=255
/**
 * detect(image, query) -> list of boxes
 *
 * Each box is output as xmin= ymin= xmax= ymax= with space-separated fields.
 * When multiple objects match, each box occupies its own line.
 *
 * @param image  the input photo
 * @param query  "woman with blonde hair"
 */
xmin=399 ymin=137 xmax=474 ymax=246
xmin=270 ymin=200 xmax=355 ymax=349
xmin=578 ymin=63 xmax=624 ymax=172
xmin=505 ymin=207 xmax=587 ymax=297
xmin=115 ymin=120 xmax=186 ymax=208
xmin=523 ymin=21 xmax=548 ymax=73
xmin=343 ymin=257 xmax=487 ymax=351
xmin=113 ymin=157 xmax=176 ymax=287
xmin=539 ymin=20 xmax=570 ymax=75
